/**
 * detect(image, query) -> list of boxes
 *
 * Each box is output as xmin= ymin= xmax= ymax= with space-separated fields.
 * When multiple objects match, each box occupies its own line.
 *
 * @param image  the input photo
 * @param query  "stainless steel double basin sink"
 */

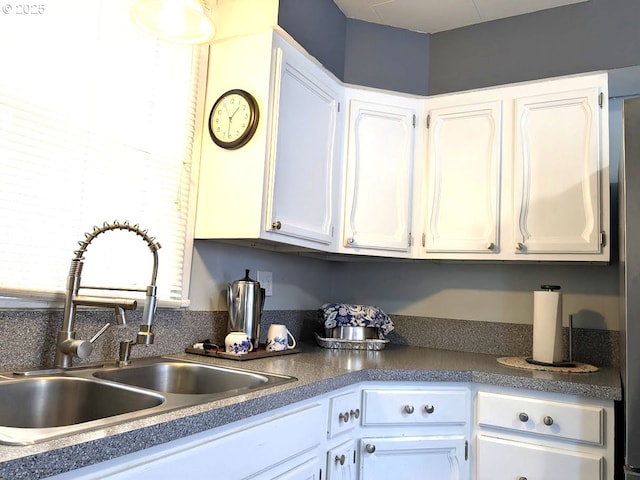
xmin=0 ymin=357 xmax=296 ymax=445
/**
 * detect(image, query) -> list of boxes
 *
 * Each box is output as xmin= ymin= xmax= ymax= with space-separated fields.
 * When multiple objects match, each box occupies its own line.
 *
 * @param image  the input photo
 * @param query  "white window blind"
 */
xmin=0 ymin=0 xmax=206 ymax=306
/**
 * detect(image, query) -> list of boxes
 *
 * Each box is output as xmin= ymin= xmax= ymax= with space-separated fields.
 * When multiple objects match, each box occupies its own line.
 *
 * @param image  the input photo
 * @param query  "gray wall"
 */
xmin=429 ymin=0 xmax=640 ymax=94
xmin=344 ymin=19 xmax=430 ymax=95
xmin=278 ymin=0 xmax=346 ymax=80
xmin=279 ymin=0 xmax=640 ymax=96
xmin=189 ymin=241 xmax=334 ymax=311
xmin=277 ymin=0 xmax=430 ymax=95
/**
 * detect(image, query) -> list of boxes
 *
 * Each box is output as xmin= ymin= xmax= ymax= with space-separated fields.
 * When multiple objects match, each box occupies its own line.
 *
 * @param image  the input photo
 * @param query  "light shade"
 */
xmin=130 ymin=0 xmax=215 ymax=45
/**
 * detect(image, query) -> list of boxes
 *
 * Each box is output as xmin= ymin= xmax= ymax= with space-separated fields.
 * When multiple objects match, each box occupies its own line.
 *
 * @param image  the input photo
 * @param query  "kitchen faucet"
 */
xmin=54 ymin=221 xmax=161 ymax=368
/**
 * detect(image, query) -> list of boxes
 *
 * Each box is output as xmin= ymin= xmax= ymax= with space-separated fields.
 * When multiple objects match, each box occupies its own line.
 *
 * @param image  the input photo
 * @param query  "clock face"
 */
xmin=208 ymin=89 xmax=259 ymax=149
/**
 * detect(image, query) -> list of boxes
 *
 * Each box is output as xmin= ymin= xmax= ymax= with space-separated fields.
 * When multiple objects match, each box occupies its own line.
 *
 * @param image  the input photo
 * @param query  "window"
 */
xmin=0 ymin=0 xmax=207 ymax=306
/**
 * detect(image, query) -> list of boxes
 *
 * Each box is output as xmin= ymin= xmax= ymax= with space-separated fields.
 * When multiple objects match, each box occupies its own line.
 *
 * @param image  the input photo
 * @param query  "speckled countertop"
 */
xmin=0 ymin=344 xmax=621 ymax=480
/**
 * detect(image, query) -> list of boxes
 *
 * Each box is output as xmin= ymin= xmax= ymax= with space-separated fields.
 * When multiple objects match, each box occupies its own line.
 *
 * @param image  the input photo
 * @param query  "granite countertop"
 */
xmin=0 ymin=343 xmax=621 ymax=480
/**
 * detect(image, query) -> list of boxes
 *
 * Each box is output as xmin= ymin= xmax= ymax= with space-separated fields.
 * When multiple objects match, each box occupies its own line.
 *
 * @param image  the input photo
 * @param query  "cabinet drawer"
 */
xmin=69 ymin=403 xmax=325 ymax=480
xmin=328 ymin=390 xmax=361 ymax=438
xmin=477 ymin=391 xmax=603 ymax=445
xmin=363 ymin=388 xmax=469 ymax=426
xmin=476 ymin=435 xmax=603 ymax=480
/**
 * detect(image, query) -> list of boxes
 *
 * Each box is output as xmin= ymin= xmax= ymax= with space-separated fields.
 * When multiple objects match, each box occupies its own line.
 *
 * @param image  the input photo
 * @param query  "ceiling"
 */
xmin=332 ymin=0 xmax=589 ymax=34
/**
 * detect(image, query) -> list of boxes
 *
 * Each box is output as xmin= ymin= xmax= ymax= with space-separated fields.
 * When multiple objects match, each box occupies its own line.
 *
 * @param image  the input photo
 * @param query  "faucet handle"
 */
xmin=60 ymin=323 xmax=111 ymax=360
xmin=90 ymin=323 xmax=111 ymax=344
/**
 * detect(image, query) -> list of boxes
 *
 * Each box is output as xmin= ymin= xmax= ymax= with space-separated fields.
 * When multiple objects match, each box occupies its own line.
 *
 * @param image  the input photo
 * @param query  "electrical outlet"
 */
xmin=257 ymin=271 xmax=273 ymax=296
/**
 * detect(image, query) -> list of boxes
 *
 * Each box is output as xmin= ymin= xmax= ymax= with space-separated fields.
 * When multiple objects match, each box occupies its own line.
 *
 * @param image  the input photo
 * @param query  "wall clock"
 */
xmin=208 ymin=89 xmax=259 ymax=150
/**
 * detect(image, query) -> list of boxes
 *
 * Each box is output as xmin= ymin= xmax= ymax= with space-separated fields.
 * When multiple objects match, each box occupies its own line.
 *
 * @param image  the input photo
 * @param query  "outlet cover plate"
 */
xmin=257 ymin=271 xmax=272 ymax=296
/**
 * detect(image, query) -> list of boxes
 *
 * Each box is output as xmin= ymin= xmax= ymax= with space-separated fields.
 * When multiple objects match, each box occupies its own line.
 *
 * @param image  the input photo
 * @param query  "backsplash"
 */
xmin=0 ymin=309 xmax=619 ymax=371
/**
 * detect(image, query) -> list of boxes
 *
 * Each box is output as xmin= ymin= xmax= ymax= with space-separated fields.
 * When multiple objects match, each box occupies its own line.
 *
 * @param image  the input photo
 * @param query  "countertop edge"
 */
xmin=0 ymin=345 xmax=622 ymax=479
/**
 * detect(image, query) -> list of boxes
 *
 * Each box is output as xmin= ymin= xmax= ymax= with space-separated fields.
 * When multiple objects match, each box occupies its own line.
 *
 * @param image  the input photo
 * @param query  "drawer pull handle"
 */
xmin=403 ymin=404 xmax=415 ymax=414
xmin=543 ymin=415 xmax=554 ymax=426
xmin=335 ymin=454 xmax=346 ymax=466
xmin=365 ymin=444 xmax=376 ymax=454
xmin=338 ymin=411 xmax=350 ymax=423
xmin=518 ymin=412 xmax=529 ymax=422
xmin=350 ymin=408 xmax=360 ymax=419
xmin=424 ymin=404 xmax=435 ymax=414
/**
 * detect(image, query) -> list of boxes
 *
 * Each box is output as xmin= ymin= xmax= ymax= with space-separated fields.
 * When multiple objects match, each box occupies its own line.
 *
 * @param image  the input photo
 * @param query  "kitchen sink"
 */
xmin=0 ymin=377 xmax=164 ymax=429
xmin=93 ymin=361 xmax=271 ymax=395
xmin=0 ymin=357 xmax=296 ymax=445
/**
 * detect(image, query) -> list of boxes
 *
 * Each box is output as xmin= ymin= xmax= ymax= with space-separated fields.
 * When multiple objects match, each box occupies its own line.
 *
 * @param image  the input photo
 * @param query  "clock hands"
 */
xmin=224 ymin=102 xmax=241 ymax=139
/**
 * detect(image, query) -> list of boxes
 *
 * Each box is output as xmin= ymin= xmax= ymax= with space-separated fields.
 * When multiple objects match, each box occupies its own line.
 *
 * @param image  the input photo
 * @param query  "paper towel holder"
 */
xmin=541 ymin=284 xmax=561 ymax=292
xmin=526 ymin=284 xmax=577 ymax=368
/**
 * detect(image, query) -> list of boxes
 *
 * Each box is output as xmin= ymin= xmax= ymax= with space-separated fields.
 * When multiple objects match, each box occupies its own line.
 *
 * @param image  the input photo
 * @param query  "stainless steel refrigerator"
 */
xmin=620 ymin=96 xmax=640 ymax=479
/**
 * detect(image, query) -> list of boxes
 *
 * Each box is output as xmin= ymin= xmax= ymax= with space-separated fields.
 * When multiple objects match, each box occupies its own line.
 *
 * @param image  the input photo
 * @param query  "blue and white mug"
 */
xmin=225 ymin=332 xmax=254 ymax=354
xmin=266 ymin=324 xmax=296 ymax=351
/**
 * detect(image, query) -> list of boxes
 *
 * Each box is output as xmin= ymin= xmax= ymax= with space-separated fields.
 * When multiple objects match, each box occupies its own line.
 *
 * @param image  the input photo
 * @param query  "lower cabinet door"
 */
xmin=254 ymin=453 xmax=321 ymax=480
xmin=476 ymin=435 xmax=603 ymax=480
xmin=326 ymin=440 xmax=358 ymax=480
xmin=359 ymin=435 xmax=468 ymax=480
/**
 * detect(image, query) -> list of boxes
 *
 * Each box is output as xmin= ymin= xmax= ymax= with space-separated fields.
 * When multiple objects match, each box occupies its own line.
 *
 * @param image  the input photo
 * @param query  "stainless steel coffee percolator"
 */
xmin=226 ymin=269 xmax=265 ymax=350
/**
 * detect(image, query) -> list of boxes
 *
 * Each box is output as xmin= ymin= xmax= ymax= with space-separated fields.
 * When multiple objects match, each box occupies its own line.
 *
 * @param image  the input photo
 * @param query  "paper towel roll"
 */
xmin=532 ymin=290 xmax=563 ymax=364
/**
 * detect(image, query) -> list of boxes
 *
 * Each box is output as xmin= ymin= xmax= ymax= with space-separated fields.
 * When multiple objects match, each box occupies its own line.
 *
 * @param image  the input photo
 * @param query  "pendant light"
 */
xmin=130 ymin=0 xmax=215 ymax=45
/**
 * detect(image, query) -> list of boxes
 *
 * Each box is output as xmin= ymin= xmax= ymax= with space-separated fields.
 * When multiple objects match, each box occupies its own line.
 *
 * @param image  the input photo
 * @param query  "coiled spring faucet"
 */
xmin=54 ymin=221 xmax=161 ymax=368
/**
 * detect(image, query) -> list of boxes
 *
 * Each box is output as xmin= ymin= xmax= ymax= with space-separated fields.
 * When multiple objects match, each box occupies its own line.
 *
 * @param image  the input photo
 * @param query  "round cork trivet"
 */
xmin=497 ymin=356 xmax=599 ymax=373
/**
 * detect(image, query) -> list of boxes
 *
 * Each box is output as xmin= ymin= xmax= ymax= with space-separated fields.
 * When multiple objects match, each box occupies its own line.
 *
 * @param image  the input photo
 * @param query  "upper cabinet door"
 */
xmin=425 ymin=100 xmax=502 ymax=254
xmin=342 ymin=93 xmax=416 ymax=254
xmin=265 ymin=40 xmax=341 ymax=247
xmin=512 ymin=87 xmax=603 ymax=254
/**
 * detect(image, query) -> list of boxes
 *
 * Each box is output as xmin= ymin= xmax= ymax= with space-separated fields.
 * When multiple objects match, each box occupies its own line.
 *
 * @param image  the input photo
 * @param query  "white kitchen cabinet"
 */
xmin=340 ymin=88 xmax=417 ymax=256
xmin=360 ymin=435 xmax=467 ymax=479
xmin=51 ymin=401 xmax=325 ymax=480
xmin=196 ymin=26 xmax=608 ymax=261
xmin=423 ymin=97 xmax=502 ymax=255
xmin=253 ymin=454 xmax=322 ymax=480
xmin=326 ymin=440 xmax=358 ymax=480
xmin=474 ymin=386 xmax=615 ymax=480
xmin=327 ymin=389 xmax=361 ymax=439
xmin=359 ymin=384 xmax=471 ymax=480
xmin=362 ymin=387 xmax=469 ymax=426
xmin=420 ymin=71 xmax=609 ymax=261
xmin=476 ymin=435 xmax=603 ymax=480
xmin=195 ymin=29 xmax=343 ymax=251
xmin=512 ymin=84 xmax=606 ymax=256
xmin=265 ymin=34 xmax=342 ymax=248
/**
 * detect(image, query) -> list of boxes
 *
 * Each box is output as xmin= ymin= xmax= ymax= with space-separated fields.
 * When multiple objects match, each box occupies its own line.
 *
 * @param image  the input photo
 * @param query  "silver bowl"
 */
xmin=324 ymin=326 xmax=380 ymax=341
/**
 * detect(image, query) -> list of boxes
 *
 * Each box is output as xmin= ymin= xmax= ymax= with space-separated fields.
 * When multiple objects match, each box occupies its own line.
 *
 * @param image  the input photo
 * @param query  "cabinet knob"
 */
xmin=338 ymin=411 xmax=350 ymax=423
xmin=516 ymin=242 xmax=525 ymax=250
xmin=518 ymin=412 xmax=529 ymax=422
xmin=335 ymin=454 xmax=346 ymax=466
xmin=350 ymin=408 xmax=360 ymax=419
xmin=518 ymin=477 xmax=528 ymax=480
xmin=543 ymin=415 xmax=554 ymax=426
xmin=424 ymin=404 xmax=435 ymax=414
xmin=347 ymin=237 xmax=355 ymax=245
xmin=487 ymin=242 xmax=496 ymax=251
xmin=272 ymin=220 xmax=282 ymax=230
xmin=365 ymin=444 xmax=376 ymax=454
xmin=403 ymin=404 xmax=415 ymax=414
